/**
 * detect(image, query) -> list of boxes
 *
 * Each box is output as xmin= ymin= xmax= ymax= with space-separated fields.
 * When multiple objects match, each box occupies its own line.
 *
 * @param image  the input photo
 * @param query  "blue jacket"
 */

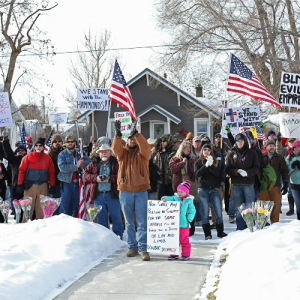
xmin=57 ymin=148 xmax=91 ymax=183
xmin=286 ymin=156 xmax=300 ymax=185
xmin=161 ymin=193 xmax=196 ymax=228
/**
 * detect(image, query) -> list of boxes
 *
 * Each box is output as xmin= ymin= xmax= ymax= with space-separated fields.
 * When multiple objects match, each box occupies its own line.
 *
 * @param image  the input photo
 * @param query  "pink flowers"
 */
xmin=20 ymin=197 xmax=32 ymax=222
xmin=13 ymin=199 xmax=20 ymax=204
xmin=40 ymin=197 xmax=60 ymax=218
xmin=0 ymin=200 xmax=10 ymax=223
xmin=20 ymin=199 xmax=31 ymax=206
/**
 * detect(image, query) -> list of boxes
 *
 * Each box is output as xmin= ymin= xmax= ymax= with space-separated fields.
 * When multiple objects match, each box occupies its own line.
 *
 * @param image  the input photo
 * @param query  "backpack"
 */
xmin=257 ymin=165 xmax=277 ymax=191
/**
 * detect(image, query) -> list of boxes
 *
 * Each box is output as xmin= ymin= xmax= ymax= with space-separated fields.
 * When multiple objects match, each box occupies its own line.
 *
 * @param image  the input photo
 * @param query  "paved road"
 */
xmin=55 ymin=243 xmax=216 ymax=300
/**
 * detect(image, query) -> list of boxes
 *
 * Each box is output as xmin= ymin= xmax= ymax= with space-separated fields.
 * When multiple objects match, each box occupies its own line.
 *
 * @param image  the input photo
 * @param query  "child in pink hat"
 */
xmin=162 ymin=180 xmax=196 ymax=261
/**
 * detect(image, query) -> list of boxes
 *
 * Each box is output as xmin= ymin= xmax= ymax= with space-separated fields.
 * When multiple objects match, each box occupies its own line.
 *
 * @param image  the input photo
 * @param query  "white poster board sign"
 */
xmin=114 ymin=111 xmax=131 ymax=142
xmin=279 ymin=72 xmax=300 ymax=109
xmin=49 ymin=112 xmax=68 ymax=125
xmin=224 ymin=106 xmax=261 ymax=135
xmin=147 ymin=200 xmax=180 ymax=255
xmin=279 ymin=113 xmax=300 ymax=138
xmin=221 ymin=120 xmax=239 ymax=138
xmin=0 ymin=92 xmax=13 ymax=127
xmin=77 ymin=88 xmax=109 ymax=111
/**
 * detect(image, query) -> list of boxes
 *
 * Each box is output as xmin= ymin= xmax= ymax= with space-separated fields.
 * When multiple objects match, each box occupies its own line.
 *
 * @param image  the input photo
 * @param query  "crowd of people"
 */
xmin=0 ymin=119 xmax=299 ymax=261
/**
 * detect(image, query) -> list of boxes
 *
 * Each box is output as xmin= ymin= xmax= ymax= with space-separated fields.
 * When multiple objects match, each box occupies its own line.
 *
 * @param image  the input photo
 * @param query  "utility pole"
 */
xmin=42 ymin=96 xmax=46 ymax=123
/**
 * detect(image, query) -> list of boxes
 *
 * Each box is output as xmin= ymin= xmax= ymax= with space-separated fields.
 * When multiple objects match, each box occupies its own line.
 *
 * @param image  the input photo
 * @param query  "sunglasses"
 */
xmin=268 ymin=133 xmax=275 ymax=136
xmin=35 ymin=144 xmax=43 ymax=147
xmin=161 ymin=140 xmax=167 ymax=143
xmin=26 ymin=140 xmax=33 ymax=143
xmin=17 ymin=149 xmax=25 ymax=153
xmin=52 ymin=140 xmax=62 ymax=143
xmin=203 ymin=148 xmax=211 ymax=152
xmin=66 ymin=140 xmax=75 ymax=144
xmin=215 ymin=136 xmax=221 ymax=138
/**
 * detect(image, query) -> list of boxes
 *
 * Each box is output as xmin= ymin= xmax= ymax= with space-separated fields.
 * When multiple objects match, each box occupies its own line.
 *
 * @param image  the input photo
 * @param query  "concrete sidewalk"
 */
xmin=54 ymin=243 xmax=216 ymax=300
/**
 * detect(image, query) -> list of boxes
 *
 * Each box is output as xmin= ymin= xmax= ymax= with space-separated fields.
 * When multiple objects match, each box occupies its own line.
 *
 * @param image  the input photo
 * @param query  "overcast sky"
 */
xmin=12 ymin=0 xmax=168 ymax=111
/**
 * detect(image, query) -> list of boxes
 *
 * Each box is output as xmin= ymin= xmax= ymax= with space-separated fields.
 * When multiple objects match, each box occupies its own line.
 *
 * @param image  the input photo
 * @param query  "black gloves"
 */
xmin=115 ymin=120 xmax=122 ymax=137
xmin=49 ymin=186 xmax=55 ymax=195
xmin=277 ymin=132 xmax=282 ymax=142
xmin=16 ymin=184 xmax=24 ymax=195
xmin=128 ymin=118 xmax=138 ymax=138
xmin=281 ymin=181 xmax=288 ymax=195
xmin=291 ymin=160 xmax=300 ymax=169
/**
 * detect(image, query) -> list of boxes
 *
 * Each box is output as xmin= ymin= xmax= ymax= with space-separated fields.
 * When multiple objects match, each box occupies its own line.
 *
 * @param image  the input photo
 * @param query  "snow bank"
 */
xmin=198 ymin=221 xmax=300 ymax=300
xmin=0 ymin=214 xmax=126 ymax=300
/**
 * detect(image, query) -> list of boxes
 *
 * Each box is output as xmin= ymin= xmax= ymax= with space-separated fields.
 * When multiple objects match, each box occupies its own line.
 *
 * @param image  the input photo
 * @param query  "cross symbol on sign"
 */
xmin=226 ymin=109 xmax=237 ymax=122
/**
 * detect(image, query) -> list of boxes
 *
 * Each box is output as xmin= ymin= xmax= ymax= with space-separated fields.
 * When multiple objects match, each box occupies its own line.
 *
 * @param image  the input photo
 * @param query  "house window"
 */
xmin=194 ymin=118 xmax=210 ymax=138
xmin=150 ymin=121 xmax=167 ymax=139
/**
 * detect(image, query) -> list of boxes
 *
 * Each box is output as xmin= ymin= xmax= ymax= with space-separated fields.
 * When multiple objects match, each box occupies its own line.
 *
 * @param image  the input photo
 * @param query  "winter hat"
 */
xmin=65 ymin=135 xmax=76 ymax=142
xmin=25 ymin=136 xmax=33 ymax=141
xmin=96 ymin=143 xmax=112 ymax=154
xmin=16 ymin=144 xmax=27 ymax=152
xmin=97 ymin=136 xmax=112 ymax=147
xmin=201 ymin=136 xmax=211 ymax=148
xmin=293 ymin=139 xmax=300 ymax=148
xmin=202 ymin=144 xmax=212 ymax=150
xmin=15 ymin=141 xmax=21 ymax=147
xmin=268 ymin=130 xmax=276 ymax=136
xmin=235 ymin=133 xmax=245 ymax=141
xmin=34 ymin=137 xmax=46 ymax=147
xmin=266 ymin=139 xmax=275 ymax=146
xmin=177 ymin=180 xmax=191 ymax=195
xmin=186 ymin=132 xmax=194 ymax=140
xmin=147 ymin=138 xmax=155 ymax=145
xmin=51 ymin=134 xmax=63 ymax=144
xmin=161 ymin=134 xmax=174 ymax=146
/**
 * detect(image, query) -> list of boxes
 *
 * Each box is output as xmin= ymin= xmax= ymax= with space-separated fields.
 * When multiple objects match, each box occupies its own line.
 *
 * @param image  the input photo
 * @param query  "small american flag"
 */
xmin=218 ymin=105 xmax=224 ymax=113
xmin=109 ymin=60 xmax=137 ymax=120
xmin=227 ymin=54 xmax=282 ymax=108
xmin=44 ymin=129 xmax=53 ymax=152
xmin=255 ymin=125 xmax=268 ymax=141
xmin=20 ymin=123 xmax=26 ymax=147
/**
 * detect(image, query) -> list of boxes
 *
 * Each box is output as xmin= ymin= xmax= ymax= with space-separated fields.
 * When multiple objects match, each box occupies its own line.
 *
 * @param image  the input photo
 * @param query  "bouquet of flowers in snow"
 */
xmin=87 ymin=203 xmax=102 ymax=222
xmin=255 ymin=200 xmax=274 ymax=230
xmin=0 ymin=199 xmax=10 ymax=223
xmin=13 ymin=199 xmax=22 ymax=223
xmin=238 ymin=202 xmax=255 ymax=232
xmin=20 ymin=197 xmax=32 ymax=222
xmin=40 ymin=195 xmax=61 ymax=218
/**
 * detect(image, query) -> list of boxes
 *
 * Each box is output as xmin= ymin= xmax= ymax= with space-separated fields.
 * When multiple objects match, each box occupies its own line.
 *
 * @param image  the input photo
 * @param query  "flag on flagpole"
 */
xmin=109 ymin=60 xmax=138 ymax=120
xmin=20 ymin=123 xmax=26 ymax=147
xmin=227 ymin=54 xmax=282 ymax=108
xmin=44 ymin=129 xmax=53 ymax=152
xmin=255 ymin=125 xmax=268 ymax=141
xmin=218 ymin=105 xmax=224 ymax=113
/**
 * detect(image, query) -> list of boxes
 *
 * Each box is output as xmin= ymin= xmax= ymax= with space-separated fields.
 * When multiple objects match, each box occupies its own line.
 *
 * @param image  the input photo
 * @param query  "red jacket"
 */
xmin=18 ymin=151 xmax=55 ymax=186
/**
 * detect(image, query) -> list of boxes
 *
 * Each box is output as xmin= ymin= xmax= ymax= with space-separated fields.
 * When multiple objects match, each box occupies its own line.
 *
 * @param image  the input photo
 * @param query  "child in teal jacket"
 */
xmin=162 ymin=180 xmax=196 ymax=261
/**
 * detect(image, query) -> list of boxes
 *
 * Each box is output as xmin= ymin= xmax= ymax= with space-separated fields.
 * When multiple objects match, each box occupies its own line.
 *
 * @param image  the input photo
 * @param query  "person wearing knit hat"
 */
xmin=259 ymin=135 xmax=289 ymax=224
xmin=286 ymin=139 xmax=300 ymax=220
xmin=162 ymin=180 xmax=196 ymax=261
xmin=34 ymin=137 xmax=46 ymax=148
xmin=186 ymin=132 xmax=194 ymax=141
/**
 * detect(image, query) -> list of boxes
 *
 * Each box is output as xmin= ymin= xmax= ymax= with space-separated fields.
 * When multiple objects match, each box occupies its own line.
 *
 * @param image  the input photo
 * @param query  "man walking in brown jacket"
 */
xmin=259 ymin=139 xmax=289 ymax=223
xmin=112 ymin=118 xmax=151 ymax=261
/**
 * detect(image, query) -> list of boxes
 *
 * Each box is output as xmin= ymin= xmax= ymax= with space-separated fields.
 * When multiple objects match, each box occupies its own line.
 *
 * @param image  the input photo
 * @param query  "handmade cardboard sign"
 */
xmin=279 ymin=72 xmax=300 ymax=109
xmin=114 ymin=111 xmax=131 ymax=142
xmin=0 ymin=92 xmax=13 ymax=127
xmin=279 ymin=113 xmax=300 ymax=138
xmin=147 ymin=200 xmax=180 ymax=255
xmin=77 ymin=88 xmax=109 ymax=110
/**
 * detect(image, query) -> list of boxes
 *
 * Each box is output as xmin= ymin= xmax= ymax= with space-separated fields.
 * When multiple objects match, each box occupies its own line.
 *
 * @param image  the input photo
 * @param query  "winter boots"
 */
xmin=286 ymin=196 xmax=295 ymax=216
xmin=202 ymin=223 xmax=212 ymax=240
xmin=297 ymin=213 xmax=300 ymax=220
xmin=216 ymin=223 xmax=228 ymax=238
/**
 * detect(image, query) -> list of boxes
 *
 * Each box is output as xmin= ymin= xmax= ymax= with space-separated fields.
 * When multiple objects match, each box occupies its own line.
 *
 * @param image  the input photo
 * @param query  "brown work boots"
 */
xmin=126 ymin=249 xmax=150 ymax=261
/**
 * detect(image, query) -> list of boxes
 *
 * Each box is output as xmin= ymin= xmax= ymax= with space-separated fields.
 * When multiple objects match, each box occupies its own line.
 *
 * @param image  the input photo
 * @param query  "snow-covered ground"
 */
xmin=0 ymin=214 xmax=126 ymax=300
xmin=196 ymin=194 xmax=300 ymax=300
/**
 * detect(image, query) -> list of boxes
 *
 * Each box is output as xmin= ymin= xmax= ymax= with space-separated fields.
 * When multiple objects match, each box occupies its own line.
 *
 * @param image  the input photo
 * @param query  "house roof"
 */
xmin=77 ymin=68 xmax=221 ymax=121
xmin=138 ymin=104 xmax=181 ymax=124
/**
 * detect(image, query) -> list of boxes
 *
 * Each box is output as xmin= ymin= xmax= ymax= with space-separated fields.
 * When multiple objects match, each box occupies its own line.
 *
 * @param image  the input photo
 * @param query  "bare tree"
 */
xmin=155 ymin=0 xmax=300 ymax=112
xmin=0 ymin=0 xmax=57 ymax=101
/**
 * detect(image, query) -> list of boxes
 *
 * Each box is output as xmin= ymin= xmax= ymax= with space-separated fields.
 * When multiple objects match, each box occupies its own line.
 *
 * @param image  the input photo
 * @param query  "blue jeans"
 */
xmin=94 ymin=192 xmax=124 ymax=238
xmin=195 ymin=201 xmax=203 ymax=222
xmin=228 ymin=195 xmax=235 ymax=216
xmin=59 ymin=181 xmax=79 ymax=217
xmin=148 ymin=192 xmax=156 ymax=200
xmin=231 ymin=185 xmax=255 ymax=230
xmin=288 ymin=178 xmax=293 ymax=197
xmin=291 ymin=189 xmax=300 ymax=214
xmin=198 ymin=188 xmax=223 ymax=225
xmin=50 ymin=183 xmax=61 ymax=216
xmin=119 ymin=190 xmax=148 ymax=252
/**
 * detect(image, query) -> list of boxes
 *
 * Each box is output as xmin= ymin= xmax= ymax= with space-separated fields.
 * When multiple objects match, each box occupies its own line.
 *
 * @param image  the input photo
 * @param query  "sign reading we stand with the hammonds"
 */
xmin=77 ymin=88 xmax=109 ymax=111
xmin=147 ymin=200 xmax=180 ymax=255
xmin=224 ymin=106 xmax=261 ymax=136
xmin=279 ymin=72 xmax=300 ymax=109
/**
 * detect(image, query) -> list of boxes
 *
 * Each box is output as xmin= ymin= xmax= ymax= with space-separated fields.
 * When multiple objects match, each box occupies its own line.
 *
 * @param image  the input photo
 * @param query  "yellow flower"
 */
xmin=258 ymin=208 xmax=267 ymax=214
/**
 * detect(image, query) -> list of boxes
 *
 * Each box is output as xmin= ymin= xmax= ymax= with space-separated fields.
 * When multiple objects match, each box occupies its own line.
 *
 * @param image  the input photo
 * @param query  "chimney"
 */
xmin=196 ymin=84 xmax=203 ymax=97
xmin=163 ymin=73 xmax=167 ymax=79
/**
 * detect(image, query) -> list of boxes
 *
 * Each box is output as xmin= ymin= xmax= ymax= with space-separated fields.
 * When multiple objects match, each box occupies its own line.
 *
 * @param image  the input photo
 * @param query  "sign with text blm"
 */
xmin=77 ymin=88 xmax=109 ymax=111
xmin=0 ymin=92 xmax=13 ymax=127
xmin=224 ymin=106 xmax=261 ymax=135
xmin=279 ymin=113 xmax=300 ymax=138
xmin=279 ymin=72 xmax=300 ymax=108
xmin=147 ymin=200 xmax=180 ymax=255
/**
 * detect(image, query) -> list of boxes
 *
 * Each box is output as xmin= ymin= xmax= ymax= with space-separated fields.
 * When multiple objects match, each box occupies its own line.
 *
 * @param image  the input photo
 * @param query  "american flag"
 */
xmin=227 ymin=54 xmax=282 ymax=108
xmin=20 ymin=123 xmax=26 ymax=147
xmin=218 ymin=105 xmax=224 ymax=113
xmin=77 ymin=138 xmax=92 ymax=220
xmin=109 ymin=60 xmax=137 ymax=120
xmin=255 ymin=125 xmax=268 ymax=141
xmin=44 ymin=129 xmax=53 ymax=152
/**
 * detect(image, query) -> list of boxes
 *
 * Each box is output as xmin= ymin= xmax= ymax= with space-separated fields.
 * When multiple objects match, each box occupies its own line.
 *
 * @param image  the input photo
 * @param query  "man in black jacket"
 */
xmin=225 ymin=133 xmax=260 ymax=230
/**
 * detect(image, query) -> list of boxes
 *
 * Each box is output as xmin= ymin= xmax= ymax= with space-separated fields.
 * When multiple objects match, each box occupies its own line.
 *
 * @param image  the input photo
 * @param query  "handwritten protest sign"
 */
xmin=224 ymin=106 xmax=261 ymax=135
xmin=147 ymin=200 xmax=180 ymax=255
xmin=0 ymin=92 xmax=13 ymax=127
xmin=279 ymin=72 xmax=300 ymax=109
xmin=114 ymin=111 xmax=131 ymax=142
xmin=77 ymin=88 xmax=109 ymax=111
xmin=49 ymin=112 xmax=68 ymax=125
xmin=279 ymin=113 xmax=300 ymax=138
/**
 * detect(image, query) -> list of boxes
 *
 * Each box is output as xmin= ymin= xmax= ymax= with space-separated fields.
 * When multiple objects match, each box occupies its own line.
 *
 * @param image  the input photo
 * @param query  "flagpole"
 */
xmin=106 ymin=99 xmax=112 ymax=137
